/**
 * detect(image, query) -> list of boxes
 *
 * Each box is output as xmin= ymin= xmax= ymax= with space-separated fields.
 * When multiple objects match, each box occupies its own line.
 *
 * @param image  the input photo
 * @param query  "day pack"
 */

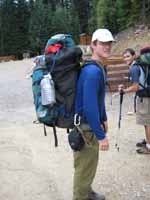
xmin=32 ymin=34 xmax=82 ymax=146
xmin=136 ymin=51 xmax=150 ymax=97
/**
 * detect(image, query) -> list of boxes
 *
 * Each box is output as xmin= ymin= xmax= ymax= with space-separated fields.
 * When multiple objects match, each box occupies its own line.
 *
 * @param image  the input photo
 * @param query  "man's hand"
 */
xmin=118 ymin=84 xmax=124 ymax=93
xmin=99 ymin=137 xmax=109 ymax=151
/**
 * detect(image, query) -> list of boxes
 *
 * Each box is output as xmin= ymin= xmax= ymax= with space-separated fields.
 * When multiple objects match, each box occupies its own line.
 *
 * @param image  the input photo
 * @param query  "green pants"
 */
xmin=73 ymin=131 xmax=99 ymax=200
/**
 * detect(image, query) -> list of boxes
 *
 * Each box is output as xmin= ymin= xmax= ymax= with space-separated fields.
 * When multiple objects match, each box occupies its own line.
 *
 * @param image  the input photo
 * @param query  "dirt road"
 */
xmin=0 ymin=59 xmax=150 ymax=200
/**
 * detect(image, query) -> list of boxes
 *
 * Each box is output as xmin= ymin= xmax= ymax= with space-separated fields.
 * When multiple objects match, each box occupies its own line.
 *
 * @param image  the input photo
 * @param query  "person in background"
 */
xmin=118 ymin=47 xmax=150 ymax=154
xmin=73 ymin=29 xmax=114 ymax=200
xmin=121 ymin=48 xmax=137 ymax=114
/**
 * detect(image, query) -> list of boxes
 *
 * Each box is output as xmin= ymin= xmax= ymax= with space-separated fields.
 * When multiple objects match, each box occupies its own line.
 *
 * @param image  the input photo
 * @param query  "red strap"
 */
xmin=45 ymin=43 xmax=62 ymax=54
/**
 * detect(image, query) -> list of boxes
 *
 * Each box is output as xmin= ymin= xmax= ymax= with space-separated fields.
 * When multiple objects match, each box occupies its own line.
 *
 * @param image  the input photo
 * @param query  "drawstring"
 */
xmin=50 ymin=50 xmax=60 ymax=73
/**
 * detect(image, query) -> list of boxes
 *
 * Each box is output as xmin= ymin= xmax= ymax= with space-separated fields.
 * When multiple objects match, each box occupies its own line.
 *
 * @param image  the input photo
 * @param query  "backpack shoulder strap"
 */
xmin=138 ymin=64 xmax=150 ymax=88
xmin=83 ymin=59 xmax=106 ymax=84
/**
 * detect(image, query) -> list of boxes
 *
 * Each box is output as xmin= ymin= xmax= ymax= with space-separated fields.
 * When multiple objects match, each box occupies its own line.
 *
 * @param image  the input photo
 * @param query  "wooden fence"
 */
xmin=106 ymin=56 xmax=129 ymax=92
xmin=0 ymin=55 xmax=16 ymax=62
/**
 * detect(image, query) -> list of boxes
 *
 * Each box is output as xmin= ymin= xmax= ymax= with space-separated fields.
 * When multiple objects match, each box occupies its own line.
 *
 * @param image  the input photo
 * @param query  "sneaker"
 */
xmin=136 ymin=146 xmax=150 ymax=154
xmin=88 ymin=191 xmax=105 ymax=200
xmin=136 ymin=139 xmax=146 ymax=147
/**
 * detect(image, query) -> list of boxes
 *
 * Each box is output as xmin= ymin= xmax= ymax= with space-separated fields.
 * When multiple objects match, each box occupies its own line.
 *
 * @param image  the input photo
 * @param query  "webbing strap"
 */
xmin=44 ymin=125 xmax=58 ymax=147
xmin=50 ymin=50 xmax=60 ymax=73
xmin=43 ymin=124 xmax=47 ymax=136
xmin=53 ymin=126 xmax=58 ymax=147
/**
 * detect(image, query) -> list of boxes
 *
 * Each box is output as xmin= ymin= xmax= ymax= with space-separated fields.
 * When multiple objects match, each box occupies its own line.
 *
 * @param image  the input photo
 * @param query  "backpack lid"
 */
xmin=140 ymin=53 xmax=150 ymax=65
xmin=140 ymin=46 xmax=150 ymax=55
xmin=45 ymin=34 xmax=75 ymax=52
xmin=138 ymin=46 xmax=150 ymax=66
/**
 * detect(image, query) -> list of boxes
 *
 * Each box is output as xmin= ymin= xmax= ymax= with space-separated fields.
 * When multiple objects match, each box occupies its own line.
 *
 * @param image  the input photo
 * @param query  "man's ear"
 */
xmin=91 ymin=41 xmax=97 ymax=51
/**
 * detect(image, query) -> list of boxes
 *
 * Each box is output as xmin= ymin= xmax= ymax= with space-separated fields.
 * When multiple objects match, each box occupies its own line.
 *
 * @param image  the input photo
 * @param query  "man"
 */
xmin=73 ymin=29 xmax=114 ymax=200
xmin=119 ymin=46 xmax=150 ymax=154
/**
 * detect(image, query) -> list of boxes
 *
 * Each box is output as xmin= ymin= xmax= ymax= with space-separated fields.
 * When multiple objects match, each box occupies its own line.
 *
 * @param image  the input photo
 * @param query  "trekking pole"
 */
xmin=118 ymin=90 xmax=124 ymax=129
xmin=115 ymin=89 xmax=124 ymax=151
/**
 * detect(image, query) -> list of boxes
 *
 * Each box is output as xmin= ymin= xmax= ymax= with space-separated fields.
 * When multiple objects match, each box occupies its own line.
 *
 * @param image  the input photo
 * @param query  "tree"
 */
xmin=140 ymin=0 xmax=150 ymax=26
xmin=0 ymin=0 xmax=150 ymax=57
xmin=14 ymin=0 xmax=30 ymax=58
xmin=73 ymin=0 xmax=91 ymax=33
xmin=0 ymin=0 xmax=16 ymax=55
xmin=0 ymin=0 xmax=31 ymax=57
xmin=29 ymin=0 xmax=50 ymax=54
xmin=96 ymin=0 xmax=118 ymax=33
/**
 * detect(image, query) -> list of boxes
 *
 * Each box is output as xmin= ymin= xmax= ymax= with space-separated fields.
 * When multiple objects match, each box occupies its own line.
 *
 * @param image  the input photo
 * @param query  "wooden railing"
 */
xmin=0 ymin=55 xmax=16 ymax=62
xmin=106 ymin=56 xmax=129 ymax=92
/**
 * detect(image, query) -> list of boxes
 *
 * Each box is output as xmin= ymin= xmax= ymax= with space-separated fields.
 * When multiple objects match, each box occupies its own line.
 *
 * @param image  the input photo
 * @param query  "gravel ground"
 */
xmin=0 ymin=59 xmax=150 ymax=200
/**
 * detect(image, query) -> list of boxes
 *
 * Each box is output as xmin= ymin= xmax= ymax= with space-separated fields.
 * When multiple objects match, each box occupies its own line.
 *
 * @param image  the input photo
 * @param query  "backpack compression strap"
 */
xmin=52 ymin=126 xmax=58 ymax=147
xmin=44 ymin=124 xmax=58 ymax=147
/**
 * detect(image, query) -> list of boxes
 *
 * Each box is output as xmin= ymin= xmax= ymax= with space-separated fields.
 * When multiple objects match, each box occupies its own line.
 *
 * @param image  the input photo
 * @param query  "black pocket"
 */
xmin=68 ymin=129 xmax=85 ymax=151
xmin=137 ymin=87 xmax=150 ymax=97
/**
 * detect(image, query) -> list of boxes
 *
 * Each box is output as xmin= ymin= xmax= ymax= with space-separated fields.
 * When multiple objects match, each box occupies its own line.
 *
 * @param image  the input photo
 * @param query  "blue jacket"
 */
xmin=75 ymin=63 xmax=107 ymax=140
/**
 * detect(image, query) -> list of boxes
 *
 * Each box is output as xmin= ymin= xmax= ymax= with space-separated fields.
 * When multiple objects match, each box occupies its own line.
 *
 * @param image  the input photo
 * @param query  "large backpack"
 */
xmin=32 ymin=34 xmax=82 ymax=146
xmin=136 ymin=51 xmax=150 ymax=97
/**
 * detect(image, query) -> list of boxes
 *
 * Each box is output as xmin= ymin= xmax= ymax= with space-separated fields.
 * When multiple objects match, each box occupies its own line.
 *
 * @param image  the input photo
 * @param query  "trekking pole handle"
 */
xmin=120 ymin=90 xmax=124 ymax=105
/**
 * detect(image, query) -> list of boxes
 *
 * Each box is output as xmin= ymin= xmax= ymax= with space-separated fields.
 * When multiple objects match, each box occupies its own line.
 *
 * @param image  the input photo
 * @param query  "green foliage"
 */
xmin=0 ymin=0 xmax=30 ymax=58
xmin=73 ymin=0 xmax=91 ymax=33
xmin=96 ymin=0 xmax=118 ymax=33
xmin=129 ymin=0 xmax=141 ymax=25
xmin=14 ymin=0 xmax=30 ymax=58
xmin=29 ymin=0 xmax=47 ymax=54
xmin=88 ymin=0 xmax=97 ymax=33
xmin=116 ymin=0 xmax=131 ymax=31
xmin=0 ymin=0 xmax=17 ymax=55
xmin=0 ymin=0 xmax=150 ymax=57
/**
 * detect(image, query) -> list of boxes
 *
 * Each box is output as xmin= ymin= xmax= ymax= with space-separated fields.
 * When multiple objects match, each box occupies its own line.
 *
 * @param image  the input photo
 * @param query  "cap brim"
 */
xmin=92 ymin=38 xmax=115 ymax=42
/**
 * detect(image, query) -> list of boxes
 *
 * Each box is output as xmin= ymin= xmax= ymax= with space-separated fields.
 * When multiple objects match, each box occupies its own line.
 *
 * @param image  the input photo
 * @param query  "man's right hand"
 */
xmin=118 ymin=84 xmax=124 ymax=93
xmin=99 ymin=138 xmax=109 ymax=151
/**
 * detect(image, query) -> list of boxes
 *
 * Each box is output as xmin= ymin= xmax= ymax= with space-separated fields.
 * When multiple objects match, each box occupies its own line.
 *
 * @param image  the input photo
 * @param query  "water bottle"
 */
xmin=40 ymin=73 xmax=56 ymax=106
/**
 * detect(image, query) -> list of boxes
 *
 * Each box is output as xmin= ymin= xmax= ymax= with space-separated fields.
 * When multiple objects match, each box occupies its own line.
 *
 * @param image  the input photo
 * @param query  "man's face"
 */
xmin=92 ymin=41 xmax=112 ymax=58
xmin=123 ymin=52 xmax=135 ymax=65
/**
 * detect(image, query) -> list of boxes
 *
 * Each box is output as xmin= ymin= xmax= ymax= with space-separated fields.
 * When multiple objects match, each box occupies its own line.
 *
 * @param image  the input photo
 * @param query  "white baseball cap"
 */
xmin=92 ymin=29 xmax=114 ymax=42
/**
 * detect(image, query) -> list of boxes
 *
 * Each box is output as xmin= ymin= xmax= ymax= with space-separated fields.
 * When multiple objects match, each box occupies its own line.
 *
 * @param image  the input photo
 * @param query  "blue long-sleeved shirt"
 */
xmin=75 ymin=64 xmax=107 ymax=140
